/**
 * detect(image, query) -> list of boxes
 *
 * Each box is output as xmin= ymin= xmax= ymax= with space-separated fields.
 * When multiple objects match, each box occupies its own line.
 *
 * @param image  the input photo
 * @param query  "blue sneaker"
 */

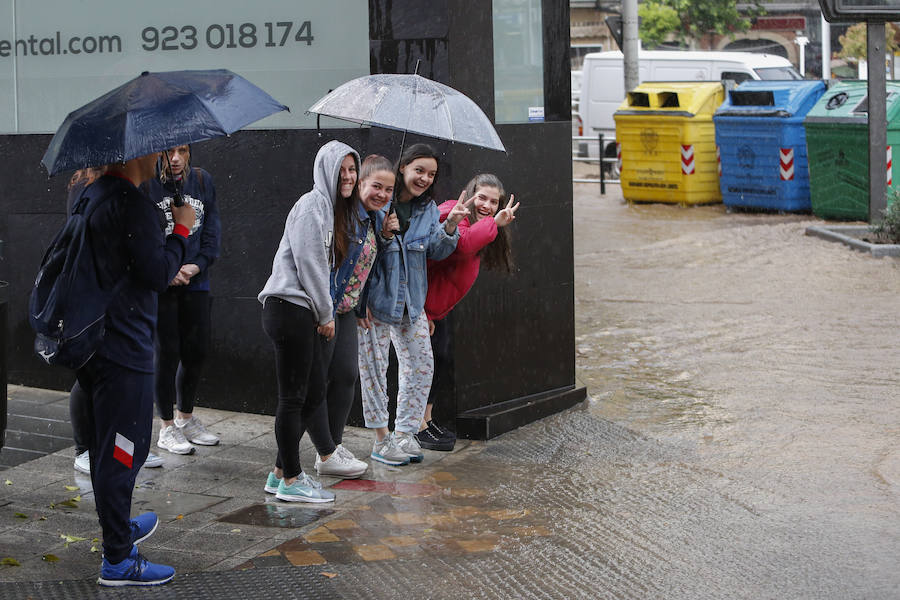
xmin=264 ymin=472 xmax=281 ymax=494
xmin=130 ymin=512 xmax=158 ymax=545
xmin=97 ymin=545 xmax=174 ymax=587
xmin=275 ymin=472 xmax=335 ymax=503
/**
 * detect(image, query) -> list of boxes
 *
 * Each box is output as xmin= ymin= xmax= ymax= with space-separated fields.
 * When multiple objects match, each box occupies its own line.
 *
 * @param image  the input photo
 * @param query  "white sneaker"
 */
xmin=393 ymin=431 xmax=424 ymax=463
xmin=74 ymin=450 xmax=164 ymax=473
xmin=74 ymin=450 xmax=90 ymax=474
xmin=316 ymin=444 xmax=367 ymax=478
xmin=176 ymin=416 xmax=219 ymax=446
xmin=158 ymin=424 xmax=195 ymax=455
xmin=143 ymin=452 xmax=164 ymax=468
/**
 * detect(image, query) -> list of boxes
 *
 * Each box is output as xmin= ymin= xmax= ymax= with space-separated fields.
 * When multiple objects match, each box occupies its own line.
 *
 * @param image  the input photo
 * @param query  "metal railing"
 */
xmin=572 ymin=133 xmax=620 ymax=194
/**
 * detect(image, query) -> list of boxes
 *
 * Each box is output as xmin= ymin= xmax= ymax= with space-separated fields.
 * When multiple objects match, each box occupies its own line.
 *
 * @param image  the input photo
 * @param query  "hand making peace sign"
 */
xmin=494 ymin=194 xmax=519 ymax=227
xmin=443 ymin=189 xmax=476 ymax=235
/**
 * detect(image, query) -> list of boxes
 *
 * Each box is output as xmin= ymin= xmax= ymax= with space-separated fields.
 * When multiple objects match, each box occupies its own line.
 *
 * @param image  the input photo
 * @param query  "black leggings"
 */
xmin=307 ymin=311 xmax=359 ymax=449
xmin=154 ymin=288 xmax=211 ymax=421
xmin=428 ymin=315 xmax=452 ymax=405
xmin=262 ymin=298 xmax=331 ymax=479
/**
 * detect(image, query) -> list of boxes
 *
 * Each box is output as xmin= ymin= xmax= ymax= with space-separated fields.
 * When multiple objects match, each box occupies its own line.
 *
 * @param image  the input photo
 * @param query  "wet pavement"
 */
xmin=1 ymin=180 xmax=899 ymax=599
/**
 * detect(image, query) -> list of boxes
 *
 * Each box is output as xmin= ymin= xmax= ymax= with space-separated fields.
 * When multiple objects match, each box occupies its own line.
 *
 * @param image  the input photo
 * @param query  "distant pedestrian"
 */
xmin=142 ymin=145 xmax=221 ymax=455
xmin=310 ymin=155 xmax=398 ymax=479
xmin=358 ymin=143 xmax=469 ymax=466
xmin=418 ymin=173 xmax=519 ymax=451
xmin=71 ymin=154 xmax=195 ymax=586
xmin=65 ymin=168 xmax=164 ymax=474
xmin=259 ymin=140 xmax=359 ymax=502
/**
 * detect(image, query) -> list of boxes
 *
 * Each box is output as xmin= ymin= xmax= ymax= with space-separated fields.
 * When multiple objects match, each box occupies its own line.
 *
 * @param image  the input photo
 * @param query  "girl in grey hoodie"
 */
xmin=258 ymin=140 xmax=359 ymax=503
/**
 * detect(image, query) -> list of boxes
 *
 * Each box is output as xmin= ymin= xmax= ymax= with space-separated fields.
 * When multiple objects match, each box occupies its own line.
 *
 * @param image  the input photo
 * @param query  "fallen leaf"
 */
xmin=92 ymin=538 xmax=99 ymax=543
xmin=64 ymin=485 xmax=79 ymax=492
xmin=320 ymin=572 xmax=338 ymax=579
xmin=230 ymin=528 xmax=241 ymax=533
xmin=39 ymin=516 xmax=47 ymax=521
xmin=4 ymin=480 xmax=11 ymax=486
xmin=14 ymin=513 xmax=27 ymax=519
xmin=176 ymin=514 xmax=184 ymax=520
xmin=56 ymin=500 xmax=79 ymax=509
xmin=90 ymin=545 xmax=100 ymax=553
xmin=42 ymin=554 xmax=59 ymax=562
xmin=0 ymin=558 xmax=20 ymax=567
xmin=60 ymin=534 xmax=88 ymax=547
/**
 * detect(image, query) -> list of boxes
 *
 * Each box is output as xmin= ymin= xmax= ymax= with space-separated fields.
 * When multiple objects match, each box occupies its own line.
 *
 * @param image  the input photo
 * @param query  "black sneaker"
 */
xmin=415 ymin=426 xmax=455 ymax=451
xmin=427 ymin=420 xmax=457 ymax=442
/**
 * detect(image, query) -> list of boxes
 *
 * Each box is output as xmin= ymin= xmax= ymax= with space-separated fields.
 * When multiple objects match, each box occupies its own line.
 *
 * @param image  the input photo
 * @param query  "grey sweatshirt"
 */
xmin=258 ymin=140 xmax=360 ymax=325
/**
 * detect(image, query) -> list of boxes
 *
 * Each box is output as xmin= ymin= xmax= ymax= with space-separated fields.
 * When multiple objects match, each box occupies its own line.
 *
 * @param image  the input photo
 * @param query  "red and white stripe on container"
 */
xmin=616 ymin=143 xmax=622 ymax=173
xmin=716 ymin=145 xmax=722 ymax=177
xmin=681 ymin=144 xmax=695 ymax=175
xmin=888 ymin=145 xmax=893 ymax=186
xmin=779 ymin=148 xmax=794 ymax=181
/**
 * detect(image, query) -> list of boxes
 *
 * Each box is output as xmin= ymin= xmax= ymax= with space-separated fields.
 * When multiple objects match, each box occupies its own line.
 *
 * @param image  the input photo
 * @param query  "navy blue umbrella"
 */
xmin=42 ymin=69 xmax=289 ymax=176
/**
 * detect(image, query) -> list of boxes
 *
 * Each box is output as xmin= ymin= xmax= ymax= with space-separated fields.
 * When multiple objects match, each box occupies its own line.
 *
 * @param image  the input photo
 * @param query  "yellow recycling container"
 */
xmin=615 ymin=82 xmax=724 ymax=204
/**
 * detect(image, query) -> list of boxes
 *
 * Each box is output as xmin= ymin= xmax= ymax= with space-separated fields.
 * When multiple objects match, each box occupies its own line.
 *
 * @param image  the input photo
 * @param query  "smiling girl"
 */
xmin=358 ymin=143 xmax=471 ymax=466
xmin=417 ymin=173 xmax=518 ymax=450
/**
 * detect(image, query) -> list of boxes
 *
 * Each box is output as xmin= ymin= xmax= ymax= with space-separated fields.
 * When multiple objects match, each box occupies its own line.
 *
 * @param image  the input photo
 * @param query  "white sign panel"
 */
xmin=1 ymin=0 xmax=369 ymax=133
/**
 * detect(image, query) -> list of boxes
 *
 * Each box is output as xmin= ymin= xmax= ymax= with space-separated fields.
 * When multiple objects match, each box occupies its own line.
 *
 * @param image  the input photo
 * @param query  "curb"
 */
xmin=804 ymin=224 xmax=900 ymax=258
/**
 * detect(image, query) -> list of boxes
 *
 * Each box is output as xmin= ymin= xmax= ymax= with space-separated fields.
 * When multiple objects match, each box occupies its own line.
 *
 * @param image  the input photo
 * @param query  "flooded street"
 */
xmin=574 ymin=182 xmax=900 ymax=598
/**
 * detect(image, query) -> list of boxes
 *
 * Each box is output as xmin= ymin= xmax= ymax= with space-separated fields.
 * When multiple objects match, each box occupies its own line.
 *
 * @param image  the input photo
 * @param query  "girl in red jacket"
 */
xmin=416 ymin=173 xmax=520 ymax=450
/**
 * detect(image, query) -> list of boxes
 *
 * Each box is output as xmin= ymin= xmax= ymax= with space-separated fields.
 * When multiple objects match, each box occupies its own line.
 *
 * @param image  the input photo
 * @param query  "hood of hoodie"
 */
xmin=312 ymin=140 xmax=360 ymax=209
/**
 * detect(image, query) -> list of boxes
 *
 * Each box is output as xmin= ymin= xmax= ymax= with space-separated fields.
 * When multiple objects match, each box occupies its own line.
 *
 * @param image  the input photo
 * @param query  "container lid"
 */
xmin=805 ymin=80 xmax=900 ymax=123
xmin=715 ymin=80 xmax=826 ymax=117
xmin=614 ymin=81 xmax=724 ymax=117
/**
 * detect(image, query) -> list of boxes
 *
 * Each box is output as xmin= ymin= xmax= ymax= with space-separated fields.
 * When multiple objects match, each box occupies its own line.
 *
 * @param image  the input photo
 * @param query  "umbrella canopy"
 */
xmin=42 ymin=69 xmax=289 ymax=175
xmin=307 ymin=74 xmax=505 ymax=152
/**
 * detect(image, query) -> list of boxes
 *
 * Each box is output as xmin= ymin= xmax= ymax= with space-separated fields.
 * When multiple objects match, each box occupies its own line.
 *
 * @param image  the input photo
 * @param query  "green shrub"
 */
xmin=869 ymin=189 xmax=900 ymax=243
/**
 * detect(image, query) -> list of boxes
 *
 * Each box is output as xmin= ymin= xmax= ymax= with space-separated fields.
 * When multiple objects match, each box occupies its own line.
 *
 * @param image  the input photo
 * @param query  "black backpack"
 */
xmin=29 ymin=186 xmax=125 ymax=369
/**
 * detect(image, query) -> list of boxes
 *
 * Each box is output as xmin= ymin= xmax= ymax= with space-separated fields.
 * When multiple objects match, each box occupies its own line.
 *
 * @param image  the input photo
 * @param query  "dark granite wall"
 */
xmin=0 ymin=0 xmax=578 ymax=437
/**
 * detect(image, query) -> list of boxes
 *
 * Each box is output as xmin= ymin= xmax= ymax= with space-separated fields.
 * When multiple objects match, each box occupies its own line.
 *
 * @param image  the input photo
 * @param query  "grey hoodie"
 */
xmin=258 ymin=140 xmax=360 ymax=325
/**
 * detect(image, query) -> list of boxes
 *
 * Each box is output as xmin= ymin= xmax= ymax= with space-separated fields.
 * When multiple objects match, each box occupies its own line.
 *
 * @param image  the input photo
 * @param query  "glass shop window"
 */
xmin=492 ymin=0 xmax=545 ymax=124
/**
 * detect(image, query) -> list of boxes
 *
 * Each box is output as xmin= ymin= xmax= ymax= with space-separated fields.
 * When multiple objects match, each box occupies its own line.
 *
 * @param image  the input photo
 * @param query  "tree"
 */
xmin=638 ymin=2 xmax=681 ymax=49
xmin=837 ymin=22 xmax=900 ymax=63
xmin=636 ymin=0 xmax=764 ymax=49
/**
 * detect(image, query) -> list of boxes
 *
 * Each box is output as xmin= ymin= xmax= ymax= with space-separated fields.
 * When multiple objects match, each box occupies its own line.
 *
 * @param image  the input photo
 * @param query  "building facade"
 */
xmin=0 ymin=0 xmax=582 ymax=438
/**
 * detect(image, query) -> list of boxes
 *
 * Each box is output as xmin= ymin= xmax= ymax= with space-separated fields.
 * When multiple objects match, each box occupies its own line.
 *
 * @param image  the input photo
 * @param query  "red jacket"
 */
xmin=425 ymin=199 xmax=498 ymax=321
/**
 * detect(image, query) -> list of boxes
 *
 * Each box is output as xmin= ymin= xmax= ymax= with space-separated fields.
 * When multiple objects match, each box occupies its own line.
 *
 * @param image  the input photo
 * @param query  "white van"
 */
xmin=577 ymin=50 xmax=802 ymax=171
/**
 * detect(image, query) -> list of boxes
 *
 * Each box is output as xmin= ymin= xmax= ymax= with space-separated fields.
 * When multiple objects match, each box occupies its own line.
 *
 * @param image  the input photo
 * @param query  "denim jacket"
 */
xmin=330 ymin=203 xmax=379 ymax=318
xmin=366 ymin=198 xmax=459 ymax=324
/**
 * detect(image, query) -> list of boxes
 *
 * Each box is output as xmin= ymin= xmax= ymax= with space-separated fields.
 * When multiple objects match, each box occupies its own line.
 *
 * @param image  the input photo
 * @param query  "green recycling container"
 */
xmin=804 ymin=80 xmax=900 ymax=220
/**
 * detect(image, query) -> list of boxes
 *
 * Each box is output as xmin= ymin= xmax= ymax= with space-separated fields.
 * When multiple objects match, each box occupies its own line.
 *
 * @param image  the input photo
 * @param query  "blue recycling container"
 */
xmin=714 ymin=80 xmax=826 ymax=211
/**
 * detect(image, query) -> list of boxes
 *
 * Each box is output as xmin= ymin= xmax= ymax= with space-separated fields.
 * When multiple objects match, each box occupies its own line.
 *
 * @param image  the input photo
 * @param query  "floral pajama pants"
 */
xmin=357 ymin=313 xmax=433 ymax=434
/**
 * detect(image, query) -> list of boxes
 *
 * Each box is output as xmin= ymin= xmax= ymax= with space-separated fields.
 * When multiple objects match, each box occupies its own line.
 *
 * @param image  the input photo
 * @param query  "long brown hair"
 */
xmin=333 ymin=153 xmax=360 ymax=267
xmin=67 ymin=167 xmax=103 ymax=192
xmin=465 ymin=173 xmax=514 ymax=273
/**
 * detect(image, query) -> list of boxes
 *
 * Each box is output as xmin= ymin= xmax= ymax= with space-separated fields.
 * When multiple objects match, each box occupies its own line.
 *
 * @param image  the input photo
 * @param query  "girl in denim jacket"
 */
xmin=358 ymin=143 xmax=472 ymax=465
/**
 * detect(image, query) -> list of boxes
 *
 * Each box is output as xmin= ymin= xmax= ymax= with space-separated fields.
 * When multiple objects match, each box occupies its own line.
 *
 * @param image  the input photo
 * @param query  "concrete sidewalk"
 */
xmin=0 ymin=388 xmax=512 ymax=595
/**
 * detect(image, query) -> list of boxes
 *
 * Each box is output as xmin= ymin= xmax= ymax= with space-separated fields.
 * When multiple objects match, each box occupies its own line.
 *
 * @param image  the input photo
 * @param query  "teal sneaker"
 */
xmin=275 ymin=472 xmax=334 ymax=503
xmin=264 ymin=472 xmax=281 ymax=494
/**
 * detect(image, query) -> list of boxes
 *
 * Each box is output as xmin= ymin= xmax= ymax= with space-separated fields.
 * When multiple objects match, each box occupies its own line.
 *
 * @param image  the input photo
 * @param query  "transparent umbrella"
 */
xmin=307 ymin=73 xmax=505 ymax=152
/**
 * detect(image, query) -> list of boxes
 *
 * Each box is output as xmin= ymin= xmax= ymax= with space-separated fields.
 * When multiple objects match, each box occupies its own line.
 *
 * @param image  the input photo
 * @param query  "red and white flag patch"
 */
xmin=113 ymin=433 xmax=134 ymax=468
